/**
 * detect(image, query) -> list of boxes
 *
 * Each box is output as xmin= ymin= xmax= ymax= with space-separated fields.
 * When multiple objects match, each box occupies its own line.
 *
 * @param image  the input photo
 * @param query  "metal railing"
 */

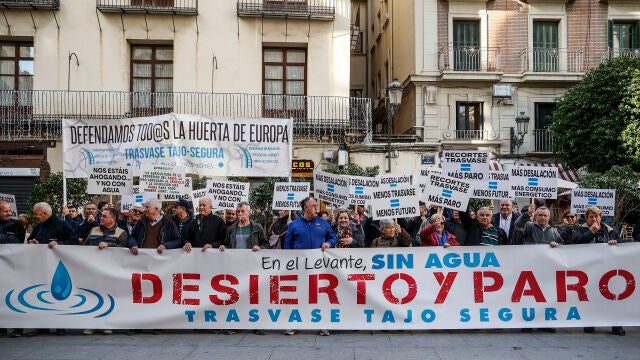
xmin=519 ymin=48 xmax=584 ymax=73
xmin=237 ymin=0 xmax=335 ymax=20
xmin=454 ymin=129 xmax=487 ymax=140
xmin=0 ymin=0 xmax=59 ymax=9
xmin=532 ymin=129 xmax=553 ymax=153
xmin=96 ymin=0 xmax=198 ymax=15
xmin=438 ymin=47 xmax=501 ymax=72
xmin=600 ymin=48 xmax=640 ymax=63
xmin=0 ymin=90 xmax=371 ymax=144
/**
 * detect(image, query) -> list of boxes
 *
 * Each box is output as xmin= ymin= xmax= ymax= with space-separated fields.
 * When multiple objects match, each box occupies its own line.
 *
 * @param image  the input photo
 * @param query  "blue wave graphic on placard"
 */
xmin=5 ymin=261 xmax=115 ymax=318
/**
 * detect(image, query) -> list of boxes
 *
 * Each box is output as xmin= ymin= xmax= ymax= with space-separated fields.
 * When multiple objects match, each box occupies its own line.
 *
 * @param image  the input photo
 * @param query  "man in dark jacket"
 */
xmin=460 ymin=207 xmax=507 ymax=246
xmin=62 ymin=204 xmax=84 ymax=238
xmin=491 ymin=199 xmax=517 ymax=244
xmin=128 ymin=198 xmax=182 ymax=255
xmin=183 ymin=197 xmax=227 ymax=252
xmin=169 ymin=198 xmax=193 ymax=243
xmin=77 ymin=202 xmax=100 ymax=244
xmin=118 ymin=203 xmax=143 ymax=236
xmin=221 ymin=201 xmax=269 ymax=251
xmin=0 ymin=201 xmax=25 ymax=243
xmin=27 ymin=202 xmax=78 ymax=247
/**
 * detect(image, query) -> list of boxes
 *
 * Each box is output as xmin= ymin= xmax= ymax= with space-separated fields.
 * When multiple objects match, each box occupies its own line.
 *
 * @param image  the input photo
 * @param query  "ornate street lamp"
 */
xmin=511 ymin=111 xmax=530 ymax=154
xmin=386 ymin=78 xmax=403 ymax=172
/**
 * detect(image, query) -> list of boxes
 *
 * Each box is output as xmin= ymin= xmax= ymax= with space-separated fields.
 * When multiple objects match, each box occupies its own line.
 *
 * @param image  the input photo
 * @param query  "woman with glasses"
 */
xmin=558 ymin=210 xmax=579 ymax=244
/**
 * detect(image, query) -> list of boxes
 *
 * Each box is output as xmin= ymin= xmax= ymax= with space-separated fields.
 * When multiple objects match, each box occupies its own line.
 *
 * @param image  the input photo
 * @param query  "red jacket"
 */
xmin=420 ymin=223 xmax=460 ymax=247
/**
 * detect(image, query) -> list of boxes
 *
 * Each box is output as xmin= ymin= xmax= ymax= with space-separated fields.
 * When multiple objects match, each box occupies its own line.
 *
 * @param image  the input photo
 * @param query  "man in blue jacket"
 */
xmin=284 ymin=197 xmax=337 ymax=250
xmin=282 ymin=196 xmax=337 ymax=337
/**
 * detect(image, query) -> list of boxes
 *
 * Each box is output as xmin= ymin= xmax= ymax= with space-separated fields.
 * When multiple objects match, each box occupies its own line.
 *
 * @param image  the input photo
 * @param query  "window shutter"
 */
xmin=608 ymin=20 xmax=613 ymax=50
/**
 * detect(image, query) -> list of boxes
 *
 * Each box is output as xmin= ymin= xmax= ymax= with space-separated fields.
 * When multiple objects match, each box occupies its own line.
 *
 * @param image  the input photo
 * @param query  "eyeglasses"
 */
xmin=130 ymin=210 xmax=142 ymax=214
xmin=565 ymin=216 xmax=576 ymax=219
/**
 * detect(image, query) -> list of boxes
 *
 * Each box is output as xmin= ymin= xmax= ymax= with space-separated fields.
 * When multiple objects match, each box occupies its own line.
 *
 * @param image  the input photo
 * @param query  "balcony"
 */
xmin=441 ymin=129 xmax=498 ymax=141
xmin=96 ymin=0 xmax=198 ymax=15
xmin=0 ymin=0 xmax=59 ymax=9
xmin=0 ymin=90 xmax=371 ymax=145
xmin=601 ymin=48 xmax=640 ymax=63
xmin=519 ymin=48 xmax=585 ymax=74
xmin=237 ymin=0 xmax=335 ymax=20
xmin=531 ymin=128 xmax=553 ymax=153
xmin=438 ymin=47 xmax=502 ymax=82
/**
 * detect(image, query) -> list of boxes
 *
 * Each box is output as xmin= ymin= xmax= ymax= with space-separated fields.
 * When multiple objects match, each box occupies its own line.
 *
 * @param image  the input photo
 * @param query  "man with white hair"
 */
xmin=128 ymin=198 xmax=182 ymax=255
xmin=183 ymin=197 xmax=226 ymax=252
xmin=27 ymin=202 xmax=77 ymax=247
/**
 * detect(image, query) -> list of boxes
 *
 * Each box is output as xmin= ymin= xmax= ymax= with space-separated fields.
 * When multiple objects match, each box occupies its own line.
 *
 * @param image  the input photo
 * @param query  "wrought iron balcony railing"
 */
xmin=0 ymin=90 xmax=371 ymax=145
xmin=96 ymin=0 xmax=198 ymax=15
xmin=600 ymin=48 xmax=640 ymax=63
xmin=438 ymin=47 xmax=501 ymax=72
xmin=0 ymin=0 xmax=59 ymax=9
xmin=532 ymin=128 xmax=553 ymax=153
xmin=237 ymin=0 xmax=335 ymax=20
xmin=519 ymin=48 xmax=584 ymax=73
xmin=453 ymin=130 xmax=487 ymax=140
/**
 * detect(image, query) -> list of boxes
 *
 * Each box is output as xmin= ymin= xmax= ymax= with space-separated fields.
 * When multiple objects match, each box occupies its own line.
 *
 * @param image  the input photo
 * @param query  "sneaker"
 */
xmin=283 ymin=329 xmax=296 ymax=336
xmin=152 ymin=329 xmax=162 ymax=335
xmin=583 ymin=327 xmax=595 ymax=333
xmin=224 ymin=330 xmax=237 ymax=335
xmin=127 ymin=330 xmax=137 ymax=336
xmin=611 ymin=327 xmax=625 ymax=336
xmin=56 ymin=329 xmax=65 ymax=336
xmin=319 ymin=329 xmax=330 ymax=336
xmin=83 ymin=329 xmax=94 ymax=335
xmin=253 ymin=330 xmax=265 ymax=335
xmin=102 ymin=330 xmax=112 ymax=335
xmin=9 ymin=330 xmax=22 ymax=338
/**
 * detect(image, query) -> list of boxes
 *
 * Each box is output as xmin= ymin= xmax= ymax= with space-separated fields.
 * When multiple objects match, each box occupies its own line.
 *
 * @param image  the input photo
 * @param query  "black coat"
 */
xmin=460 ymin=211 xmax=508 ymax=246
xmin=0 ymin=218 xmax=25 ymax=243
xmin=28 ymin=215 xmax=78 ymax=245
xmin=186 ymin=213 xmax=227 ymax=248
xmin=491 ymin=213 xmax=517 ymax=244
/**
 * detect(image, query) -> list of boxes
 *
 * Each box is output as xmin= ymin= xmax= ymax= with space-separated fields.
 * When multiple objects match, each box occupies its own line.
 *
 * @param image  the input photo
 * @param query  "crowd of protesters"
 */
xmin=1 ymin=196 xmax=639 ymax=338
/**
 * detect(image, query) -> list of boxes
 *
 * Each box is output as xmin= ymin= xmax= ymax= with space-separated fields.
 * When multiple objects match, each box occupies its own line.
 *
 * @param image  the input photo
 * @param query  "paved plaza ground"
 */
xmin=1 ymin=327 xmax=638 ymax=360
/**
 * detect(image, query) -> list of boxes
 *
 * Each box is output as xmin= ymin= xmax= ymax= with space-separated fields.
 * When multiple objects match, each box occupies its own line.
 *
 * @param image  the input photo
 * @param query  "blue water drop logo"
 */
xmin=51 ymin=261 xmax=72 ymax=301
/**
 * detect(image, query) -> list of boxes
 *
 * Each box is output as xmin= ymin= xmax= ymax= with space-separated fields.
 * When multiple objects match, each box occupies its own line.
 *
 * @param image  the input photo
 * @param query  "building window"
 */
xmin=534 ymin=103 xmax=555 ymax=152
xmin=456 ymin=102 xmax=482 ymax=139
xmin=131 ymin=45 xmax=173 ymax=116
xmin=533 ymin=21 xmax=559 ymax=72
xmin=0 ymin=42 xmax=33 ymax=107
xmin=452 ymin=20 xmax=480 ymax=71
xmin=263 ymin=47 xmax=306 ymax=118
xmin=609 ymin=21 xmax=640 ymax=58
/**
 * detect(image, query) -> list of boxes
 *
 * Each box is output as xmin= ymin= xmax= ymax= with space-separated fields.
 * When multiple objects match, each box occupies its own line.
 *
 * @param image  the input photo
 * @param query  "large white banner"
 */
xmin=2 ymin=244 xmax=639 ymax=329
xmin=62 ymin=114 xmax=293 ymax=178
xmin=571 ymin=189 xmax=616 ymax=216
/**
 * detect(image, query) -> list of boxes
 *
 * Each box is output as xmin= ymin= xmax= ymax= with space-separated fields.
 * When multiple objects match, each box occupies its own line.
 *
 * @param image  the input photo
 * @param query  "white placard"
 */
xmin=376 ymin=174 xmax=412 ymax=189
xmin=86 ymin=166 xmax=133 ymax=195
xmin=313 ymin=171 xmax=349 ymax=207
xmin=190 ymin=189 xmax=209 ymax=213
xmin=272 ymin=182 xmax=310 ymax=210
xmin=571 ymin=189 xmax=616 ymax=216
xmin=415 ymin=166 xmax=442 ymax=194
xmin=206 ymin=180 xmax=250 ymax=210
xmin=162 ymin=177 xmax=193 ymax=201
xmin=370 ymin=185 xmax=420 ymax=220
xmin=441 ymin=150 xmax=490 ymax=181
xmin=423 ymin=174 xmax=472 ymax=211
xmin=471 ymin=171 xmax=513 ymax=200
xmin=120 ymin=193 xmax=157 ymax=213
xmin=0 ymin=193 xmax=18 ymax=218
xmin=509 ymin=166 xmax=559 ymax=199
xmin=348 ymin=176 xmax=380 ymax=206
xmin=139 ymin=165 xmax=187 ymax=196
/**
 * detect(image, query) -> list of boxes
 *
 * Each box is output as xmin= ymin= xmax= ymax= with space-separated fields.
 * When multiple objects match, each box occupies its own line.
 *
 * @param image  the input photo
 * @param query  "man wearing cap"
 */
xmin=170 ymin=198 xmax=193 ymax=243
xmin=119 ymin=203 xmax=143 ymax=237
